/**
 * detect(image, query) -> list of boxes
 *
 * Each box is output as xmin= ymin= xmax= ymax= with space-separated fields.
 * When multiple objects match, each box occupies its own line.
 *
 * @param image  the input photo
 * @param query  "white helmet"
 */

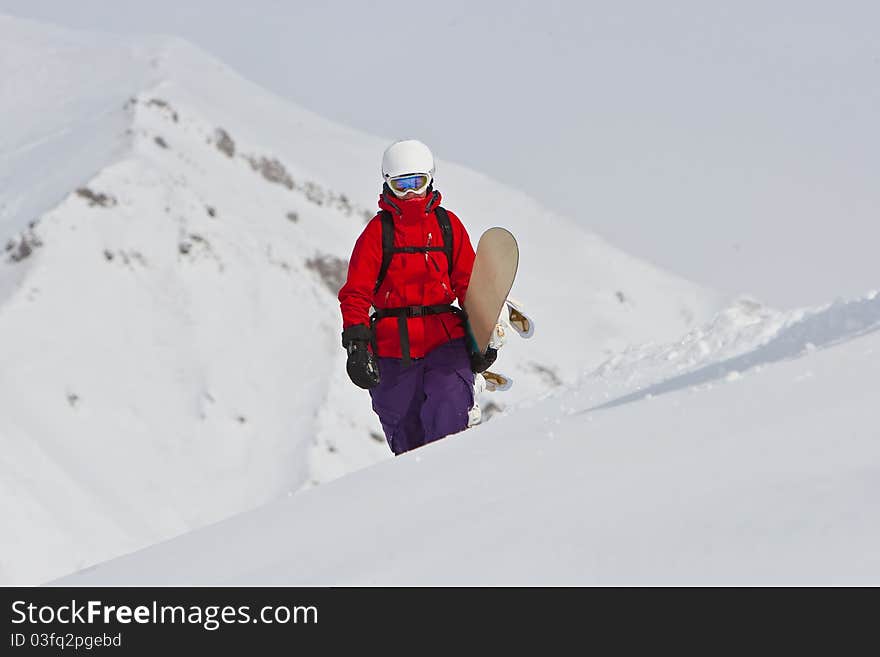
xmin=381 ymin=139 xmax=435 ymax=182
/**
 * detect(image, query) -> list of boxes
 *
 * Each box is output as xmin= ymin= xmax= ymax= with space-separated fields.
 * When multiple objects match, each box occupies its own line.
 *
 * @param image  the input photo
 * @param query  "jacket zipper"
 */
xmin=426 ymin=232 xmax=440 ymax=272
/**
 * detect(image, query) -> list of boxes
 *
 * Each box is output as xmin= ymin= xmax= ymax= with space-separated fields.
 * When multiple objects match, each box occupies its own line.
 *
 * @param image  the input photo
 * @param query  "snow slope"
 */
xmin=57 ymin=291 xmax=880 ymax=585
xmin=0 ymin=15 xmax=722 ymax=585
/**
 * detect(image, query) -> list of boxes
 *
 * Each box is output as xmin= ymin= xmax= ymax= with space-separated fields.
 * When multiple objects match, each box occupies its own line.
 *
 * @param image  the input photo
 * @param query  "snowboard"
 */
xmin=504 ymin=296 xmax=535 ymax=339
xmin=482 ymin=370 xmax=513 ymax=392
xmin=462 ymin=227 xmax=519 ymax=355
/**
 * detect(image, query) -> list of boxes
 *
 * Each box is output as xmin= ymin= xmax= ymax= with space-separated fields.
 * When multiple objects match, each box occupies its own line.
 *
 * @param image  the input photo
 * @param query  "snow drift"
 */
xmin=58 ymin=292 xmax=880 ymax=585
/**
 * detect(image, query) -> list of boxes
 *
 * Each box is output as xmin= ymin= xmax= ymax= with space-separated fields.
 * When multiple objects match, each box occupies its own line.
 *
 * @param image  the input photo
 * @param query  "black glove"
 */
xmin=469 ymin=346 xmax=498 ymax=373
xmin=342 ymin=325 xmax=380 ymax=389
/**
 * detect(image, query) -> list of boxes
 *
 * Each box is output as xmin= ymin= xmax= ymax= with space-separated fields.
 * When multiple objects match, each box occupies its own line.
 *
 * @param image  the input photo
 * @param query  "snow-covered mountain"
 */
xmin=58 ymin=291 xmax=880 ymax=585
xmin=0 ymin=16 xmax=724 ymax=585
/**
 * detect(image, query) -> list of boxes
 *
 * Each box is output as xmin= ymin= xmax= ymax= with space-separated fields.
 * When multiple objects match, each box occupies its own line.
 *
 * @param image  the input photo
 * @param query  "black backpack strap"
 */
xmin=374 ymin=210 xmax=394 ymax=294
xmin=375 ymin=207 xmax=453 ymax=294
xmin=369 ymin=205 xmax=460 ymax=365
xmin=371 ymin=304 xmax=465 ymax=367
xmin=434 ymin=206 xmax=454 ymax=277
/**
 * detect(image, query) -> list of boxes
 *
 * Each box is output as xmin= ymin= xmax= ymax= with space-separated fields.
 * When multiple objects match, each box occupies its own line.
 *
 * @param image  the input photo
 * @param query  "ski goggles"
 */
xmin=387 ymin=173 xmax=431 ymax=196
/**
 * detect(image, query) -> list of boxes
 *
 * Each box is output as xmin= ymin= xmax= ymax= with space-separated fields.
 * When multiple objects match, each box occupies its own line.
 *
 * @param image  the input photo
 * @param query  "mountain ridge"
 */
xmin=0 ymin=14 xmax=724 ymax=585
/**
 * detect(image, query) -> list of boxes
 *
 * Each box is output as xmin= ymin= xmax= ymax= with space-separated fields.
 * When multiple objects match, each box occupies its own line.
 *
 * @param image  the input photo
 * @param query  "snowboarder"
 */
xmin=338 ymin=140 xmax=491 ymax=455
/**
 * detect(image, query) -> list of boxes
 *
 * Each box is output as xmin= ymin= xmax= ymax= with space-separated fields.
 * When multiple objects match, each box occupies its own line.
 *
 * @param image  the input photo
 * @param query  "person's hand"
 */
xmin=469 ymin=346 xmax=498 ymax=373
xmin=341 ymin=325 xmax=380 ymax=389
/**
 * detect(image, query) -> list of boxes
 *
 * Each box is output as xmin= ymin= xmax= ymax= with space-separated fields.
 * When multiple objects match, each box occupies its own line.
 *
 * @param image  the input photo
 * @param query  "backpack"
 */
xmin=369 ymin=205 xmax=464 ymax=366
xmin=373 ymin=206 xmax=454 ymax=294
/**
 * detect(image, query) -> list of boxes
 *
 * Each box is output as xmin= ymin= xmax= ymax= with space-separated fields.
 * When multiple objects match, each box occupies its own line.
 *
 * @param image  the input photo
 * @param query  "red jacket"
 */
xmin=339 ymin=189 xmax=476 ymax=359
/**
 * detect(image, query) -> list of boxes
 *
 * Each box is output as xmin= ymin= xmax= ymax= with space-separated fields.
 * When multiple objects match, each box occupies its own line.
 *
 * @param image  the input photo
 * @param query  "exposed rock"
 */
xmin=247 ymin=155 xmax=294 ymax=189
xmin=7 ymin=224 xmax=44 ymax=263
xmin=530 ymin=362 xmax=563 ymax=388
xmin=215 ymin=128 xmax=236 ymax=158
xmin=75 ymin=187 xmax=116 ymax=208
xmin=146 ymin=98 xmax=179 ymax=122
xmin=305 ymin=253 xmax=349 ymax=295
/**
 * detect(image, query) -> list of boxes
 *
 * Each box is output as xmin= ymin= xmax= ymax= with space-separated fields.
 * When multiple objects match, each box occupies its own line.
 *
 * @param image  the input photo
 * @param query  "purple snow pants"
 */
xmin=370 ymin=338 xmax=475 ymax=455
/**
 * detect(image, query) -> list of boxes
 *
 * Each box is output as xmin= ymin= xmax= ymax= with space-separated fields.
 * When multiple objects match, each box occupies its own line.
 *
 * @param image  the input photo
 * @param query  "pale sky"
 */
xmin=1 ymin=0 xmax=877 ymax=307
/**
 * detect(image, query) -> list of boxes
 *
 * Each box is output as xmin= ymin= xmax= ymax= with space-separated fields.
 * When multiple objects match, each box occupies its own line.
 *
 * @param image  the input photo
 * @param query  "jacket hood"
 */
xmin=378 ymin=185 xmax=442 ymax=219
